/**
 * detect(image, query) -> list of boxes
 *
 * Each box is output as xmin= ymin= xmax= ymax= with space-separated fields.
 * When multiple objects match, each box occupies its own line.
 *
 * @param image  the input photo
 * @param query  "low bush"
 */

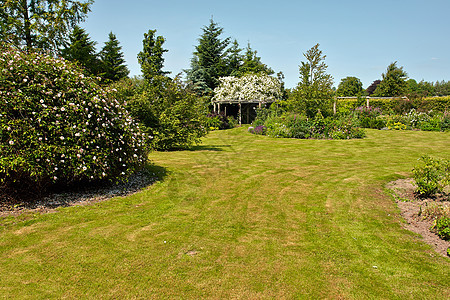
xmin=252 ymin=112 xmax=365 ymax=140
xmin=205 ymin=112 xmax=236 ymax=131
xmin=354 ymin=106 xmax=385 ymax=129
xmin=412 ymin=156 xmax=450 ymax=197
xmin=432 ymin=217 xmax=450 ymax=240
xmin=0 ymin=47 xmax=148 ymax=196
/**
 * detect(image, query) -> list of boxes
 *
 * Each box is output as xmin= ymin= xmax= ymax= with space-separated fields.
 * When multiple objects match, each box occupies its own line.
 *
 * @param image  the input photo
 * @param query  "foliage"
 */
xmin=185 ymin=18 xmax=230 ymax=94
xmin=99 ymin=32 xmax=129 ymax=82
xmin=336 ymin=76 xmax=364 ymax=97
xmin=1 ymin=0 xmax=93 ymax=52
xmin=432 ymin=217 xmax=450 ymax=240
xmin=354 ymin=106 xmax=385 ymax=129
xmin=205 ymin=112 xmax=236 ymax=130
xmin=137 ymin=29 xmax=169 ymax=82
xmin=60 ymin=25 xmax=100 ymax=76
xmin=252 ymin=112 xmax=365 ymax=140
xmin=413 ymin=156 xmax=450 ymax=197
xmin=366 ymin=80 xmax=381 ymax=96
xmin=234 ymin=43 xmax=274 ymax=76
xmin=373 ymin=62 xmax=408 ymax=97
xmin=0 ymin=46 xmax=148 ymax=195
xmin=127 ymin=76 xmax=208 ymax=150
xmin=290 ymin=44 xmax=334 ymax=118
xmin=433 ymin=80 xmax=450 ymax=96
xmin=213 ymin=74 xmax=283 ymax=104
xmin=406 ymin=79 xmax=434 ymax=97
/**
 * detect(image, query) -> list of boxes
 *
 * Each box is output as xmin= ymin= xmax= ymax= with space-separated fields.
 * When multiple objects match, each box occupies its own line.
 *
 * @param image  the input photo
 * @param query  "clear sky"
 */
xmin=82 ymin=0 xmax=450 ymax=89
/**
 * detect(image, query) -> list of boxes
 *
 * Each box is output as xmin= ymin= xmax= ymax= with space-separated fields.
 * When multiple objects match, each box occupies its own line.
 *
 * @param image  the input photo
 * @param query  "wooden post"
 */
xmin=217 ymin=103 xmax=220 ymax=114
xmin=224 ymin=106 xmax=227 ymax=116
xmin=366 ymin=97 xmax=370 ymax=108
xmin=238 ymin=102 xmax=242 ymax=125
xmin=333 ymin=100 xmax=337 ymax=115
xmin=246 ymin=104 xmax=250 ymax=124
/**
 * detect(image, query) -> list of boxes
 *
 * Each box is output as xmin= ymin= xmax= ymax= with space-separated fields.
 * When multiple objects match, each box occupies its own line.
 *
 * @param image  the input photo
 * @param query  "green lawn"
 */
xmin=1 ymin=128 xmax=449 ymax=299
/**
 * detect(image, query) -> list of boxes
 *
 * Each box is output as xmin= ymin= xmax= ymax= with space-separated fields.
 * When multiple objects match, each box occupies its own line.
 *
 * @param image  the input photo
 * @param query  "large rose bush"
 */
xmin=0 ymin=47 xmax=148 ymax=194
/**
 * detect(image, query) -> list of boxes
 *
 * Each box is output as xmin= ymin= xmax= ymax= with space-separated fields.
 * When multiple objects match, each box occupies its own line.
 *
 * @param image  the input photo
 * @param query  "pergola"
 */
xmin=211 ymin=74 xmax=283 ymax=125
xmin=212 ymin=98 xmax=274 ymax=125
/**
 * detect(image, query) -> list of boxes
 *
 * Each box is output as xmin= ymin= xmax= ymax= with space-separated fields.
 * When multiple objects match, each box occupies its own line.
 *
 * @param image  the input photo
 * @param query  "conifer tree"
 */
xmin=99 ymin=32 xmax=129 ymax=82
xmin=60 ymin=26 xmax=100 ymax=76
xmin=226 ymin=39 xmax=243 ymax=76
xmin=236 ymin=43 xmax=274 ymax=76
xmin=186 ymin=18 xmax=230 ymax=94
xmin=137 ymin=29 xmax=169 ymax=82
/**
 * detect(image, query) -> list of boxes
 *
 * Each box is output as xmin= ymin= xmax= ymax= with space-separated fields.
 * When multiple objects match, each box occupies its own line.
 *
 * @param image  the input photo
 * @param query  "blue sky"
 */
xmin=82 ymin=0 xmax=450 ymax=89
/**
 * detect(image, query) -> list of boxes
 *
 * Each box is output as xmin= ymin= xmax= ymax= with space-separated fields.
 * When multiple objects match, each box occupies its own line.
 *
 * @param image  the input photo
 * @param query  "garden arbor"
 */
xmin=212 ymin=74 xmax=282 ymax=124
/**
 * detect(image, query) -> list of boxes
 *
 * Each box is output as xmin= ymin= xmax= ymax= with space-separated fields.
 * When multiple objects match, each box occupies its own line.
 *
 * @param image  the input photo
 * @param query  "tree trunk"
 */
xmin=21 ymin=0 xmax=32 ymax=51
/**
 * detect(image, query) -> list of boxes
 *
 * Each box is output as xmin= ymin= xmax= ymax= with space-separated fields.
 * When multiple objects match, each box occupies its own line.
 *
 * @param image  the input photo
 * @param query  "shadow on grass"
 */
xmin=0 ymin=162 xmax=168 ymax=216
xmin=188 ymin=144 xmax=231 ymax=152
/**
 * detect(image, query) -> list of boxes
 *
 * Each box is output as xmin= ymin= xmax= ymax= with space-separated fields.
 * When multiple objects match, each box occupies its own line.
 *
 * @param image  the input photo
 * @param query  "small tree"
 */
xmin=137 ymin=29 xmax=169 ymax=82
xmin=372 ymin=62 xmax=408 ymax=97
xmin=99 ymin=32 xmax=129 ymax=82
xmin=1 ymin=0 xmax=93 ymax=52
xmin=60 ymin=26 xmax=100 ymax=76
xmin=290 ymin=44 xmax=334 ymax=117
xmin=336 ymin=76 xmax=364 ymax=97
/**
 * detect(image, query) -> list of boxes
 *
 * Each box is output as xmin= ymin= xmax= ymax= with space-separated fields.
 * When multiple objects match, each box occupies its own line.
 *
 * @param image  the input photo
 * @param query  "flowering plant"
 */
xmin=0 ymin=46 xmax=148 ymax=193
xmin=212 ymin=74 xmax=282 ymax=104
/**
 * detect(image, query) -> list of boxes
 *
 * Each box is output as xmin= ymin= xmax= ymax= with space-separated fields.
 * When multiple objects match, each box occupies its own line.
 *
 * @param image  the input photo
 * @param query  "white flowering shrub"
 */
xmin=212 ymin=74 xmax=282 ymax=103
xmin=0 ymin=47 xmax=148 ymax=194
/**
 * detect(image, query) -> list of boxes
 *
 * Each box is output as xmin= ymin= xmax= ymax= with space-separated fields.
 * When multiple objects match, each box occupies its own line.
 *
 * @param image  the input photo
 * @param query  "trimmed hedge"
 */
xmin=336 ymin=96 xmax=450 ymax=114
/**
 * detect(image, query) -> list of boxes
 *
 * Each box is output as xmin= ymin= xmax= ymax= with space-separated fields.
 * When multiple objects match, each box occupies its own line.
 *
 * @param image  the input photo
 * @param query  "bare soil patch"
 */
xmin=386 ymin=178 xmax=449 ymax=257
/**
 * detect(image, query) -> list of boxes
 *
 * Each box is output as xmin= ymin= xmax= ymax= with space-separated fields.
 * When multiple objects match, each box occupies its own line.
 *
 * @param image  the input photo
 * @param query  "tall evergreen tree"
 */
xmin=226 ymin=39 xmax=243 ymax=76
xmin=137 ymin=29 xmax=169 ymax=82
xmin=1 ymin=0 xmax=93 ymax=52
xmin=372 ymin=62 xmax=408 ymax=97
xmin=186 ymin=18 xmax=230 ymax=94
xmin=60 ymin=25 xmax=99 ymax=76
xmin=99 ymin=32 xmax=129 ymax=82
xmin=236 ymin=43 xmax=274 ymax=76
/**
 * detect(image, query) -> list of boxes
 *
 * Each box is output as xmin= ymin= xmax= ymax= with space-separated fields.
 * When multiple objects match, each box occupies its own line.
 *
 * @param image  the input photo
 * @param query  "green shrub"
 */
xmin=128 ymin=76 xmax=207 ymax=150
xmin=354 ymin=106 xmax=385 ymax=129
xmin=0 ymin=47 xmax=148 ymax=195
xmin=254 ymin=113 xmax=365 ymax=140
xmin=205 ymin=112 xmax=236 ymax=130
xmin=413 ymin=156 xmax=450 ymax=197
xmin=432 ymin=217 xmax=450 ymax=240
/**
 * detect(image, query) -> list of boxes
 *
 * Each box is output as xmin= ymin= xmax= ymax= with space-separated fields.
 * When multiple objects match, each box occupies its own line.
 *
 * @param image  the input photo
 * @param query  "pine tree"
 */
xmin=236 ymin=43 xmax=274 ymax=76
xmin=226 ymin=39 xmax=243 ymax=76
xmin=60 ymin=26 xmax=100 ymax=76
xmin=99 ymin=32 xmax=129 ymax=82
xmin=137 ymin=29 xmax=169 ymax=82
xmin=186 ymin=18 xmax=230 ymax=94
